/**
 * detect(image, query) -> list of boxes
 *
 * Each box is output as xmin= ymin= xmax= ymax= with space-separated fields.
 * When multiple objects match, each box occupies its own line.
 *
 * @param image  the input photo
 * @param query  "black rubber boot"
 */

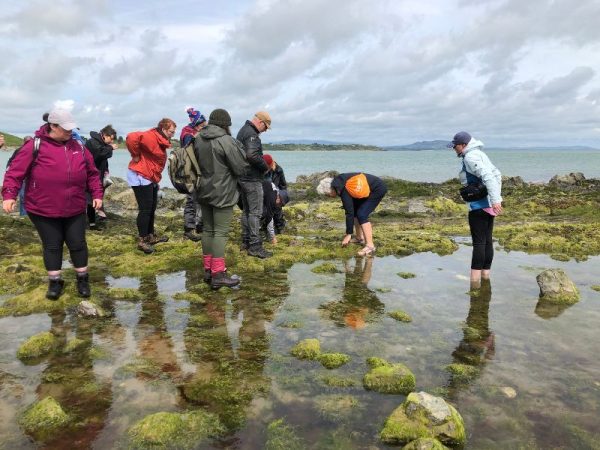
xmin=204 ymin=269 xmax=212 ymax=284
xmin=247 ymin=245 xmax=272 ymax=259
xmin=211 ymin=271 xmax=241 ymax=290
xmin=76 ymin=273 xmax=91 ymax=298
xmin=46 ymin=278 xmax=65 ymax=301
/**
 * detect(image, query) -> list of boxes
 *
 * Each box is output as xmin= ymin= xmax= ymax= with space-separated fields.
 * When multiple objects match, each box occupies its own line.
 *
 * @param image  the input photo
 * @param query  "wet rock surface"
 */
xmin=536 ymin=268 xmax=580 ymax=304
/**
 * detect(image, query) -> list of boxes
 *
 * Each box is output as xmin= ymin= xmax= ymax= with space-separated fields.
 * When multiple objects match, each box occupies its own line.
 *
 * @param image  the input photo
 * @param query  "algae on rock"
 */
xmin=17 ymin=331 xmax=58 ymax=360
xmin=380 ymin=391 xmax=466 ymax=447
xmin=19 ymin=396 xmax=70 ymax=441
xmin=363 ymin=358 xmax=416 ymax=395
xmin=290 ymin=338 xmax=321 ymax=360
xmin=127 ymin=410 xmax=224 ymax=449
xmin=389 ymin=310 xmax=413 ymax=322
xmin=265 ymin=418 xmax=306 ymax=450
xmin=318 ymin=352 xmax=351 ymax=369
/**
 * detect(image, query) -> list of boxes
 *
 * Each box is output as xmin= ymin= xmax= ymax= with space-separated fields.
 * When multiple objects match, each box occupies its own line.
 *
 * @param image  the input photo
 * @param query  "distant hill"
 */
xmin=385 ymin=140 xmax=449 ymax=150
xmin=264 ymin=143 xmax=383 ymax=151
xmin=0 ymin=131 xmax=24 ymax=149
xmin=268 ymin=139 xmax=351 ymax=145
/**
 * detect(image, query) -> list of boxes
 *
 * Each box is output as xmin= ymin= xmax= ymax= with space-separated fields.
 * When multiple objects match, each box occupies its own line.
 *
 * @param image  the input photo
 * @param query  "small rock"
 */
xmin=77 ymin=301 xmax=106 ymax=317
xmin=499 ymin=386 xmax=517 ymax=399
xmin=5 ymin=263 xmax=29 ymax=273
xmin=408 ymin=199 xmax=432 ymax=214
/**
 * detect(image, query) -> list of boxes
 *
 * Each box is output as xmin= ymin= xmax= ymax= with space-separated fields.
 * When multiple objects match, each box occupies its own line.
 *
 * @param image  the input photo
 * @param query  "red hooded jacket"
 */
xmin=127 ymin=128 xmax=171 ymax=183
xmin=2 ymin=125 xmax=103 ymax=218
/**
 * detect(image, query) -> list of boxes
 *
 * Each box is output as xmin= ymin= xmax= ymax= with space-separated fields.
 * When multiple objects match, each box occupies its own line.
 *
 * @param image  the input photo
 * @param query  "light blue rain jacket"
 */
xmin=459 ymin=138 xmax=502 ymax=211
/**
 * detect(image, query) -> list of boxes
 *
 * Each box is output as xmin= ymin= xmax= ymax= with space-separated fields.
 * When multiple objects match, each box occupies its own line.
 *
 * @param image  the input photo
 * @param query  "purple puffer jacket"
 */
xmin=2 ymin=125 xmax=103 ymax=218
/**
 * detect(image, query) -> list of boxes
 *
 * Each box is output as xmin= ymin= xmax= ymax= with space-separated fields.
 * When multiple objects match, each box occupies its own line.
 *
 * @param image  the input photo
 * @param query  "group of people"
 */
xmin=1 ymin=104 xmax=502 ymax=298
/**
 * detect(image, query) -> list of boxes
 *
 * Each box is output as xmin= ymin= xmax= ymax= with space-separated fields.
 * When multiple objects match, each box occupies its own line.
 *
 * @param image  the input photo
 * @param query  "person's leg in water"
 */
xmin=355 ymin=190 xmax=386 ymax=256
xmin=481 ymin=213 xmax=495 ymax=280
xmin=469 ymin=209 xmax=494 ymax=286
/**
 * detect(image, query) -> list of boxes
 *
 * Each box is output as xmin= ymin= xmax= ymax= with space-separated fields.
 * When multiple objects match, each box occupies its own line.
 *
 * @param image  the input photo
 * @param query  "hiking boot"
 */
xmin=148 ymin=233 xmax=169 ymax=244
xmin=204 ymin=269 xmax=212 ymax=284
xmin=196 ymin=223 xmax=203 ymax=234
xmin=240 ymin=242 xmax=249 ymax=252
xmin=183 ymin=229 xmax=202 ymax=242
xmin=46 ymin=278 xmax=65 ymax=300
xmin=76 ymin=273 xmax=91 ymax=298
xmin=137 ymin=236 xmax=155 ymax=254
xmin=211 ymin=271 xmax=241 ymax=290
xmin=247 ymin=245 xmax=272 ymax=259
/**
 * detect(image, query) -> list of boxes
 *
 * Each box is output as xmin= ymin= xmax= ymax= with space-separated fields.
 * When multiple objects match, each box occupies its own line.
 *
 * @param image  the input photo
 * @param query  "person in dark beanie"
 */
xmin=179 ymin=107 xmax=207 ymax=241
xmin=194 ymin=109 xmax=248 ymax=289
xmin=236 ymin=111 xmax=273 ymax=258
xmin=85 ymin=124 xmax=117 ymax=228
xmin=2 ymin=108 xmax=103 ymax=300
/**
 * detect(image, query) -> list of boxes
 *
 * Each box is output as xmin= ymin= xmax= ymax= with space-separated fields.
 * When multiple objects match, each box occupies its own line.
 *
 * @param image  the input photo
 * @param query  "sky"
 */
xmin=1 ymin=0 xmax=599 ymax=147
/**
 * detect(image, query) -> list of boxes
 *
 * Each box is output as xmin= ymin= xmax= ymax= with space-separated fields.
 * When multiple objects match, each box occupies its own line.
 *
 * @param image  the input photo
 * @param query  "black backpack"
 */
xmin=6 ymin=137 xmax=41 ymax=169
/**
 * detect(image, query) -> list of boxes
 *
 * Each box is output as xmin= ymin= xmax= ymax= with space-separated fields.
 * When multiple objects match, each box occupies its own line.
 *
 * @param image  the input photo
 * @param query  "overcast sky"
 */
xmin=1 ymin=0 xmax=599 ymax=146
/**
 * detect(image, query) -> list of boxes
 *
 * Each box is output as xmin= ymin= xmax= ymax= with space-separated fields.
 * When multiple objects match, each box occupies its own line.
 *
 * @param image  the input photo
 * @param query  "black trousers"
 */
xmin=28 ymin=212 xmax=88 ymax=271
xmin=468 ymin=209 xmax=495 ymax=270
xmin=132 ymin=184 xmax=158 ymax=237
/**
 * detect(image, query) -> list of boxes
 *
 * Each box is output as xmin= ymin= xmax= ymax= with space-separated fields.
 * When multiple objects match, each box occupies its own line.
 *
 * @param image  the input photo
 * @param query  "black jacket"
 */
xmin=331 ymin=173 xmax=387 ymax=234
xmin=271 ymin=163 xmax=287 ymax=190
xmin=85 ymin=131 xmax=113 ymax=180
xmin=236 ymin=120 xmax=269 ymax=181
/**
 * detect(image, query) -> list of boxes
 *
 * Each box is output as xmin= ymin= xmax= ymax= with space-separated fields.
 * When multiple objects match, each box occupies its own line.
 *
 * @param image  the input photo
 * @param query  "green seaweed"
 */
xmin=19 ymin=397 xmax=71 ymax=441
xmin=290 ymin=338 xmax=321 ymax=360
xmin=17 ymin=331 xmax=58 ymax=360
xmin=318 ymin=352 xmax=351 ymax=369
xmin=389 ymin=310 xmax=413 ymax=323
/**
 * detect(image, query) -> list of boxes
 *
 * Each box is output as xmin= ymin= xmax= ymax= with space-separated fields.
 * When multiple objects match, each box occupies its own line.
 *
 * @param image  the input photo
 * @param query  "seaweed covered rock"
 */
xmin=403 ymin=437 xmax=449 ymax=449
xmin=77 ymin=300 xmax=108 ymax=318
xmin=16 ymin=331 xmax=58 ymax=360
xmin=265 ymin=418 xmax=306 ymax=450
xmin=389 ymin=310 xmax=412 ymax=322
xmin=19 ymin=396 xmax=70 ymax=441
xmin=311 ymin=263 xmax=341 ymax=274
xmin=290 ymin=338 xmax=321 ymax=360
xmin=128 ymin=410 xmax=224 ymax=449
xmin=318 ymin=352 xmax=350 ymax=369
xmin=536 ymin=269 xmax=579 ymax=304
xmin=363 ymin=358 xmax=416 ymax=394
xmin=549 ymin=172 xmax=585 ymax=187
xmin=444 ymin=363 xmax=479 ymax=382
xmin=380 ymin=392 xmax=465 ymax=446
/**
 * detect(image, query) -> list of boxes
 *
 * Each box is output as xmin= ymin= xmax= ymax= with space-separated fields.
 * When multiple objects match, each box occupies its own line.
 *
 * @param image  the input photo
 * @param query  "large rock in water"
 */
xmin=380 ymin=392 xmax=466 ymax=447
xmin=536 ymin=269 xmax=579 ymax=304
xmin=363 ymin=357 xmax=416 ymax=395
xmin=402 ymin=438 xmax=449 ymax=449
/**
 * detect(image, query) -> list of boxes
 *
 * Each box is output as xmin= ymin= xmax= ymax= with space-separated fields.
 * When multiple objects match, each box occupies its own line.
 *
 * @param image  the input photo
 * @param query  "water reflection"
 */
xmin=448 ymin=279 xmax=495 ymax=390
xmin=319 ymin=257 xmax=385 ymax=329
xmin=534 ymin=298 xmax=574 ymax=320
xmin=31 ymin=311 xmax=113 ymax=449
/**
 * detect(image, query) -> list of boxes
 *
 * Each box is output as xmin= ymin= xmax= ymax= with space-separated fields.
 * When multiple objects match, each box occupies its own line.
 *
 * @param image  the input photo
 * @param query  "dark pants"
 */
xmin=468 ymin=209 xmax=495 ymax=270
xmin=273 ymin=206 xmax=285 ymax=233
xmin=184 ymin=193 xmax=203 ymax=231
xmin=354 ymin=187 xmax=387 ymax=224
xmin=239 ymin=180 xmax=263 ymax=247
xmin=28 ymin=212 xmax=88 ymax=271
xmin=132 ymin=184 xmax=158 ymax=237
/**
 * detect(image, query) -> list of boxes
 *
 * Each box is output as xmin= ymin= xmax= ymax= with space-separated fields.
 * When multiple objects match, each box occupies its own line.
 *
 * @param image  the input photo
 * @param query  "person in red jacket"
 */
xmin=2 ymin=109 xmax=103 ymax=300
xmin=126 ymin=118 xmax=176 ymax=253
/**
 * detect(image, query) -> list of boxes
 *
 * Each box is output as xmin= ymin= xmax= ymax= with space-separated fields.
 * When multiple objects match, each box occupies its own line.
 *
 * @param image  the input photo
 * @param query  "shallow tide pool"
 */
xmin=1 ymin=243 xmax=599 ymax=449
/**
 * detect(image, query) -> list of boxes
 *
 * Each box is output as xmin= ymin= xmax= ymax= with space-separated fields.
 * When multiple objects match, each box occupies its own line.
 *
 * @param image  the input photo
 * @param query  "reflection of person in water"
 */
xmin=136 ymin=275 xmax=181 ymax=378
xmin=319 ymin=257 xmax=385 ymax=329
xmin=182 ymin=275 xmax=288 ymax=431
xmin=31 ymin=311 xmax=113 ymax=447
xmin=448 ymin=279 xmax=495 ymax=388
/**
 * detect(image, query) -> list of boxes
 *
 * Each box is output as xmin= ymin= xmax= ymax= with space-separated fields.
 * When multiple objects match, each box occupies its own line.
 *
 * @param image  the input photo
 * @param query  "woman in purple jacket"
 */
xmin=2 ymin=109 xmax=103 ymax=300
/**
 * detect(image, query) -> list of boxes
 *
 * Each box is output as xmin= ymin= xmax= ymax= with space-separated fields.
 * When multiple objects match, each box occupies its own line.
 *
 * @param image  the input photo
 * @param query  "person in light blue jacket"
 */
xmin=448 ymin=131 xmax=503 ymax=287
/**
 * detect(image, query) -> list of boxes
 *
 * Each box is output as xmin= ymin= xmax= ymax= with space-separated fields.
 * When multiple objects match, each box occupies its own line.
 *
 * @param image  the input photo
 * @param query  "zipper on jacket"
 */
xmin=65 ymin=145 xmax=71 ymax=215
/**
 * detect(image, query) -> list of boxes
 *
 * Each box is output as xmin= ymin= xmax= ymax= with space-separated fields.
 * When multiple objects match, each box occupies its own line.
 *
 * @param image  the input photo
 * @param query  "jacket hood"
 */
xmin=462 ymin=137 xmax=485 ymax=156
xmin=90 ymin=130 xmax=102 ymax=142
xmin=199 ymin=124 xmax=228 ymax=140
xmin=331 ymin=175 xmax=344 ymax=195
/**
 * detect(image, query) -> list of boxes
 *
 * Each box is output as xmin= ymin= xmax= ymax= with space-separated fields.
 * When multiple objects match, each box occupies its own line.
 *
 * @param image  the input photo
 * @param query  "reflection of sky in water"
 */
xmin=1 ymin=244 xmax=599 ymax=448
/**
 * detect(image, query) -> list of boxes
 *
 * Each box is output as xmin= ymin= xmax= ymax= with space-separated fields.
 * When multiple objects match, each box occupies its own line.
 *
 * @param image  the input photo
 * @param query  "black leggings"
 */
xmin=132 ymin=184 xmax=158 ymax=237
xmin=468 ymin=209 xmax=495 ymax=270
xmin=28 ymin=212 xmax=88 ymax=271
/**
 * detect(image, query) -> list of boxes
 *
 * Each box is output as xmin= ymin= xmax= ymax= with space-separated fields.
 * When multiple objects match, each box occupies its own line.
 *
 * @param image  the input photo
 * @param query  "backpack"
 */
xmin=6 ymin=137 xmax=41 ymax=169
xmin=345 ymin=173 xmax=370 ymax=198
xmin=168 ymin=138 xmax=201 ymax=194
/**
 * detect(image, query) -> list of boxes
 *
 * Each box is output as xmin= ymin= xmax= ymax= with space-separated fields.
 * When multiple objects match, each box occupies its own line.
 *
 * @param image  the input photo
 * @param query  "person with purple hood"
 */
xmin=2 ymin=109 xmax=103 ymax=300
xmin=179 ymin=107 xmax=206 ymax=241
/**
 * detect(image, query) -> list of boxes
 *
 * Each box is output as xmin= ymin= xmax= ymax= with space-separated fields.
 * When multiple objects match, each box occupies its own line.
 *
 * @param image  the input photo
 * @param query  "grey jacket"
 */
xmin=460 ymin=138 xmax=502 ymax=206
xmin=194 ymin=125 xmax=249 ymax=208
